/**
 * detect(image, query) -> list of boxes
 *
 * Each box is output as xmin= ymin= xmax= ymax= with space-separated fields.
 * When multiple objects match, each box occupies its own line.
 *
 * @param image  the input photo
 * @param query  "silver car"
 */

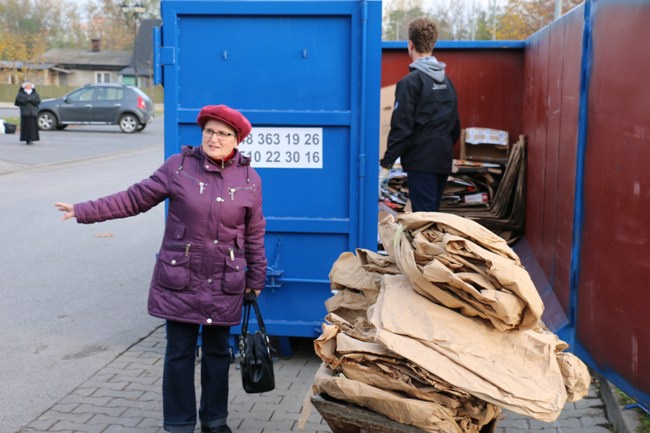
xmin=38 ymin=83 xmax=154 ymax=133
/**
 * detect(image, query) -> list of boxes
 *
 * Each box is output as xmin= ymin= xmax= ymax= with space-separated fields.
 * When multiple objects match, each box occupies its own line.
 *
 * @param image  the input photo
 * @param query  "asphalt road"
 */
xmin=0 ymin=116 xmax=169 ymax=432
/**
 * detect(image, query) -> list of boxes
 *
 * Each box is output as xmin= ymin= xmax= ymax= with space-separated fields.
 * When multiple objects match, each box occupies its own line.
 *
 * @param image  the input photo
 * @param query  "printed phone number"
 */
xmin=238 ymin=127 xmax=323 ymax=168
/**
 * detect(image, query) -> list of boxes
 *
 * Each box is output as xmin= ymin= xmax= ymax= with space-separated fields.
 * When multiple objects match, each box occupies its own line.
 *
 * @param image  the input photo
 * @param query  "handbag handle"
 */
xmin=241 ymin=293 xmax=267 ymax=337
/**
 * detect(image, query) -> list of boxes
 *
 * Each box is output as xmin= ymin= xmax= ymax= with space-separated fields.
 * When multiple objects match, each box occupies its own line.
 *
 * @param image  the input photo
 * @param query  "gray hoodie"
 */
xmin=410 ymin=56 xmax=447 ymax=83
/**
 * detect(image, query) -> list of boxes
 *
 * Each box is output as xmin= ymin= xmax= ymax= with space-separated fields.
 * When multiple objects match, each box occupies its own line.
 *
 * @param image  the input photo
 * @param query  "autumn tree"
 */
xmin=0 ymin=0 xmax=49 ymax=60
xmin=496 ymin=0 xmax=584 ymax=40
xmin=0 ymin=0 xmax=161 ymax=59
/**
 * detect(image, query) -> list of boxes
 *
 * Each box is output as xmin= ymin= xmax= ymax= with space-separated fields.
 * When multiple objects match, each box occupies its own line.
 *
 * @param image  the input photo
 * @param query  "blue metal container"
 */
xmin=155 ymin=0 xmax=382 ymax=338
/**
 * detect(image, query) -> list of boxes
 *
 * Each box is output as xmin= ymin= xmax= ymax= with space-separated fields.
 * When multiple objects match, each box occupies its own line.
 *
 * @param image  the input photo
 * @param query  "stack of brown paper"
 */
xmin=310 ymin=213 xmax=590 ymax=432
xmin=379 ymin=212 xmax=543 ymax=332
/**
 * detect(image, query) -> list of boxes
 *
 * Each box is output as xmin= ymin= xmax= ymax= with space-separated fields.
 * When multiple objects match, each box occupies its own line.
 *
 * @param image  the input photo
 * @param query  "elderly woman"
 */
xmin=55 ymin=105 xmax=267 ymax=433
xmin=14 ymin=82 xmax=41 ymax=145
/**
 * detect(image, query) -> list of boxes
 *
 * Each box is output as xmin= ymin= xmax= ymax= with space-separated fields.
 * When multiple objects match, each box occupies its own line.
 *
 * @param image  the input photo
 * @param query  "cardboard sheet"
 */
xmin=379 ymin=213 xmax=543 ymax=331
xmin=314 ymin=365 xmax=493 ymax=433
xmin=371 ymin=275 xmax=568 ymax=422
xmin=311 ymin=215 xmax=590 ymax=430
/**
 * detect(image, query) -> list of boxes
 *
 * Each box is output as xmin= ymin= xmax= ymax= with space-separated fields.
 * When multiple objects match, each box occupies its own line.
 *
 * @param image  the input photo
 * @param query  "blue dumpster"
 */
xmin=155 ymin=0 xmax=382 ymax=339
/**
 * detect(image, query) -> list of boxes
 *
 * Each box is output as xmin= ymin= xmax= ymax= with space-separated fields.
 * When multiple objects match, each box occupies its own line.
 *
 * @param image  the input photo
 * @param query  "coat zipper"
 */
xmin=227 ymin=184 xmax=256 ymax=201
xmin=177 ymin=171 xmax=208 ymax=195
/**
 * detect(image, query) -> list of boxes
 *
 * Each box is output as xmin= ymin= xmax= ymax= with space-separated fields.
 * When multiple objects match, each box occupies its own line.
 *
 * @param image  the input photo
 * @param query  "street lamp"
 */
xmin=120 ymin=1 xmax=146 ymax=42
xmin=121 ymin=1 xmax=146 ymax=32
xmin=121 ymin=1 xmax=146 ymax=17
xmin=120 ymin=0 xmax=147 ymax=85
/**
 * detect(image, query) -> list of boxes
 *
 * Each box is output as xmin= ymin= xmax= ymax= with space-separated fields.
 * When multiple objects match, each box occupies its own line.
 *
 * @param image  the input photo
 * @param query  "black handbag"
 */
xmin=239 ymin=292 xmax=275 ymax=393
xmin=3 ymin=121 xmax=16 ymax=134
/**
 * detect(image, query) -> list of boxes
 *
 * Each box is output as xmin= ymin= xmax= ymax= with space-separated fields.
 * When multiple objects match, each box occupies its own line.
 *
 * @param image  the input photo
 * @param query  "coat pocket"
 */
xmin=157 ymin=251 xmax=191 ymax=291
xmin=222 ymin=256 xmax=247 ymax=295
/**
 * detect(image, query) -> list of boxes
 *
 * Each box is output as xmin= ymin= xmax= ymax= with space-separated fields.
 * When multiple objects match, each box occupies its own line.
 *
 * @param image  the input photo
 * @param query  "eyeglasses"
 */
xmin=202 ymin=128 xmax=236 ymax=140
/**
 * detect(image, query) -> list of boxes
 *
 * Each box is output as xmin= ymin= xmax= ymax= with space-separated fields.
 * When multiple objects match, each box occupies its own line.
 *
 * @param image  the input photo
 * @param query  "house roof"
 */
xmin=41 ymin=49 xmax=132 ymax=69
xmin=122 ymin=19 xmax=162 ymax=77
xmin=0 ymin=60 xmax=57 ymax=70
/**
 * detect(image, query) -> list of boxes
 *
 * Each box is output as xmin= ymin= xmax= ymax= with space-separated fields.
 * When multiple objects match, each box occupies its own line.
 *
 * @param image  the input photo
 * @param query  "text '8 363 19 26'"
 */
xmin=238 ymin=127 xmax=323 ymax=169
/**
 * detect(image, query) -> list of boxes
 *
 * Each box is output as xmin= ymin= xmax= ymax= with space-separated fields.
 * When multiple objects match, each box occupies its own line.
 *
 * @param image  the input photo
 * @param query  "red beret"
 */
xmin=197 ymin=105 xmax=252 ymax=143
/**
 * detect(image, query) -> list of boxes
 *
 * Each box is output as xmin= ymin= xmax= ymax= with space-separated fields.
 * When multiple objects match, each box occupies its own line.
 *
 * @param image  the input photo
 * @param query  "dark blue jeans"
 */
xmin=406 ymin=170 xmax=448 ymax=212
xmin=163 ymin=320 xmax=231 ymax=433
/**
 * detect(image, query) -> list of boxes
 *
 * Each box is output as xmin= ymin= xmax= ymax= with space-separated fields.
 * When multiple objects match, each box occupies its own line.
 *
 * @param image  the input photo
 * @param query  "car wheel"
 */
xmin=136 ymin=123 xmax=147 ymax=132
xmin=119 ymin=114 xmax=139 ymax=133
xmin=38 ymin=111 xmax=57 ymax=130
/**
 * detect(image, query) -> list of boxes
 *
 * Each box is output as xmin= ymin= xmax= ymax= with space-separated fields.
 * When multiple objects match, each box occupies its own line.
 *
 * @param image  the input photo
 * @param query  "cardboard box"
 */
xmin=465 ymin=127 xmax=508 ymax=145
xmin=463 ymin=192 xmax=489 ymax=204
xmin=460 ymin=128 xmax=509 ymax=164
xmin=379 ymin=84 xmax=396 ymax=158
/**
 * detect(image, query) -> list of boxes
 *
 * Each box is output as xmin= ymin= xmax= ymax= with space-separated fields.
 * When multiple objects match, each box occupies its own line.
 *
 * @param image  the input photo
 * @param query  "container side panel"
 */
xmin=578 ymin=0 xmax=650 ymax=394
xmin=541 ymin=23 xmax=564 ymax=282
xmin=523 ymin=4 xmax=583 ymax=318
xmin=250 ymin=127 xmax=351 ymax=218
xmin=259 ymin=232 xmax=350 ymax=319
xmin=522 ymin=33 xmax=549 ymax=263
xmin=177 ymin=16 xmax=351 ymax=111
xmin=381 ymin=48 xmax=525 ymax=155
xmin=161 ymin=0 xmax=382 ymax=339
xmin=553 ymin=10 xmax=583 ymax=313
xmin=381 ymin=50 xmax=410 ymax=88
xmin=176 ymin=124 xmax=351 ymax=218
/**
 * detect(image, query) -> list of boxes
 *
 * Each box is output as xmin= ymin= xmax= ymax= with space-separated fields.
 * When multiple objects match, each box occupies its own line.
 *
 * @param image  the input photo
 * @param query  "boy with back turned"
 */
xmin=380 ymin=18 xmax=460 ymax=212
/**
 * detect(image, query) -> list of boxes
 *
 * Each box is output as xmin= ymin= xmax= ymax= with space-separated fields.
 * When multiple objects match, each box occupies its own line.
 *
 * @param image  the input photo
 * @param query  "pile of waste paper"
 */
xmin=379 ymin=136 xmax=526 ymax=244
xmin=308 ymin=212 xmax=591 ymax=433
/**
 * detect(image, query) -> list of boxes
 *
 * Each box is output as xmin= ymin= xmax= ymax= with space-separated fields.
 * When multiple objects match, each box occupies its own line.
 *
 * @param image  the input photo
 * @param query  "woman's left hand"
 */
xmin=54 ymin=202 xmax=76 ymax=220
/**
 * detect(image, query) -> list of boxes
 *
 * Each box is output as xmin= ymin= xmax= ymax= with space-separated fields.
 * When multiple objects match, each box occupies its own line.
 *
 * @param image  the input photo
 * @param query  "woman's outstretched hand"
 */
xmin=54 ymin=202 xmax=76 ymax=221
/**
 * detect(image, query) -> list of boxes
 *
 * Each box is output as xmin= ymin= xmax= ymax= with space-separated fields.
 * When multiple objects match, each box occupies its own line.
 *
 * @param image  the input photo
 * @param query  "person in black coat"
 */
xmin=379 ymin=18 xmax=461 ymax=212
xmin=14 ymin=82 xmax=41 ymax=145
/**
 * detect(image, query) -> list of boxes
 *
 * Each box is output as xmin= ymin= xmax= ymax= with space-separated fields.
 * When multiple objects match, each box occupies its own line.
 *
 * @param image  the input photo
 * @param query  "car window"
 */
xmin=96 ymin=87 xmax=124 ymax=101
xmin=130 ymin=87 xmax=150 ymax=100
xmin=68 ymin=88 xmax=94 ymax=102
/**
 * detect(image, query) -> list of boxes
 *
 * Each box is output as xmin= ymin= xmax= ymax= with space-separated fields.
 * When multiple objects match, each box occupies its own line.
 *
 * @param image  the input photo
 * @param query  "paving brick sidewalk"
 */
xmin=18 ymin=325 xmax=612 ymax=433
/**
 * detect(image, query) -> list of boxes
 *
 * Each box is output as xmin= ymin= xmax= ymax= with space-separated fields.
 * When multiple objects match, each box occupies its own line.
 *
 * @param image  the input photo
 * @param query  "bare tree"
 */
xmin=383 ymin=0 xmax=427 ymax=40
xmin=383 ymin=0 xmax=500 ymax=42
xmin=427 ymin=0 xmax=484 ymax=40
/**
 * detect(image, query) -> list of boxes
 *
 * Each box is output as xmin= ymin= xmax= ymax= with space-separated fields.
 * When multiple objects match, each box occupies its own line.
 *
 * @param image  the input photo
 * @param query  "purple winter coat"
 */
xmin=74 ymin=145 xmax=267 ymax=326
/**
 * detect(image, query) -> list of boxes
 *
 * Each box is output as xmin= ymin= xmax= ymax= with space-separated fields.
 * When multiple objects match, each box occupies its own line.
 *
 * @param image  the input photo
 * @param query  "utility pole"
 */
xmin=489 ymin=0 xmax=497 ymax=40
xmin=554 ymin=0 xmax=563 ymax=19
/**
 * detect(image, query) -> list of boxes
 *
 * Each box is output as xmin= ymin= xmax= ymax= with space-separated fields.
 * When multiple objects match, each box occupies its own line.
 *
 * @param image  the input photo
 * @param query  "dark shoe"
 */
xmin=26 ymin=141 xmax=33 ymax=145
xmin=201 ymin=425 xmax=232 ymax=433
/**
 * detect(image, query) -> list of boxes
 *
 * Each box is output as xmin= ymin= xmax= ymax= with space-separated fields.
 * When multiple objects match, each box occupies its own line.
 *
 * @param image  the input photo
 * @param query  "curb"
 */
xmin=598 ymin=372 xmax=642 ymax=433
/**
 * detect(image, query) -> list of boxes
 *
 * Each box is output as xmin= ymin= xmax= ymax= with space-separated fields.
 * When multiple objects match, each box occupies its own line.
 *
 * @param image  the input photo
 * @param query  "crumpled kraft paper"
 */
xmin=313 ymin=364 xmax=491 ymax=433
xmin=379 ymin=214 xmax=543 ymax=331
xmin=370 ymin=274 xmax=569 ymax=421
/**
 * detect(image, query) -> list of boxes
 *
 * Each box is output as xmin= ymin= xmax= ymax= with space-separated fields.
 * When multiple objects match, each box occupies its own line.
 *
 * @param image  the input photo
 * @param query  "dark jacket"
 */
xmin=381 ymin=57 xmax=461 ymax=174
xmin=14 ymin=88 xmax=41 ymax=117
xmin=74 ymin=146 xmax=267 ymax=326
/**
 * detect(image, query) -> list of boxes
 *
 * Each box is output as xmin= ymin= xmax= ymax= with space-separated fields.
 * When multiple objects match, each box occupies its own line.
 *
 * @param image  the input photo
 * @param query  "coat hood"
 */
xmin=409 ymin=56 xmax=447 ymax=83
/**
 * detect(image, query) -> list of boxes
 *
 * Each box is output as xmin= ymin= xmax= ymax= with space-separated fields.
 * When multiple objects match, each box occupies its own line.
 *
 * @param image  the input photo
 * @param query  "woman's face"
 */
xmin=201 ymin=119 xmax=238 ymax=160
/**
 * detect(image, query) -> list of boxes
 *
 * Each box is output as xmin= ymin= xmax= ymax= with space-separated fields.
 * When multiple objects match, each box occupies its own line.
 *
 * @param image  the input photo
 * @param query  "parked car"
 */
xmin=38 ymin=83 xmax=154 ymax=133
